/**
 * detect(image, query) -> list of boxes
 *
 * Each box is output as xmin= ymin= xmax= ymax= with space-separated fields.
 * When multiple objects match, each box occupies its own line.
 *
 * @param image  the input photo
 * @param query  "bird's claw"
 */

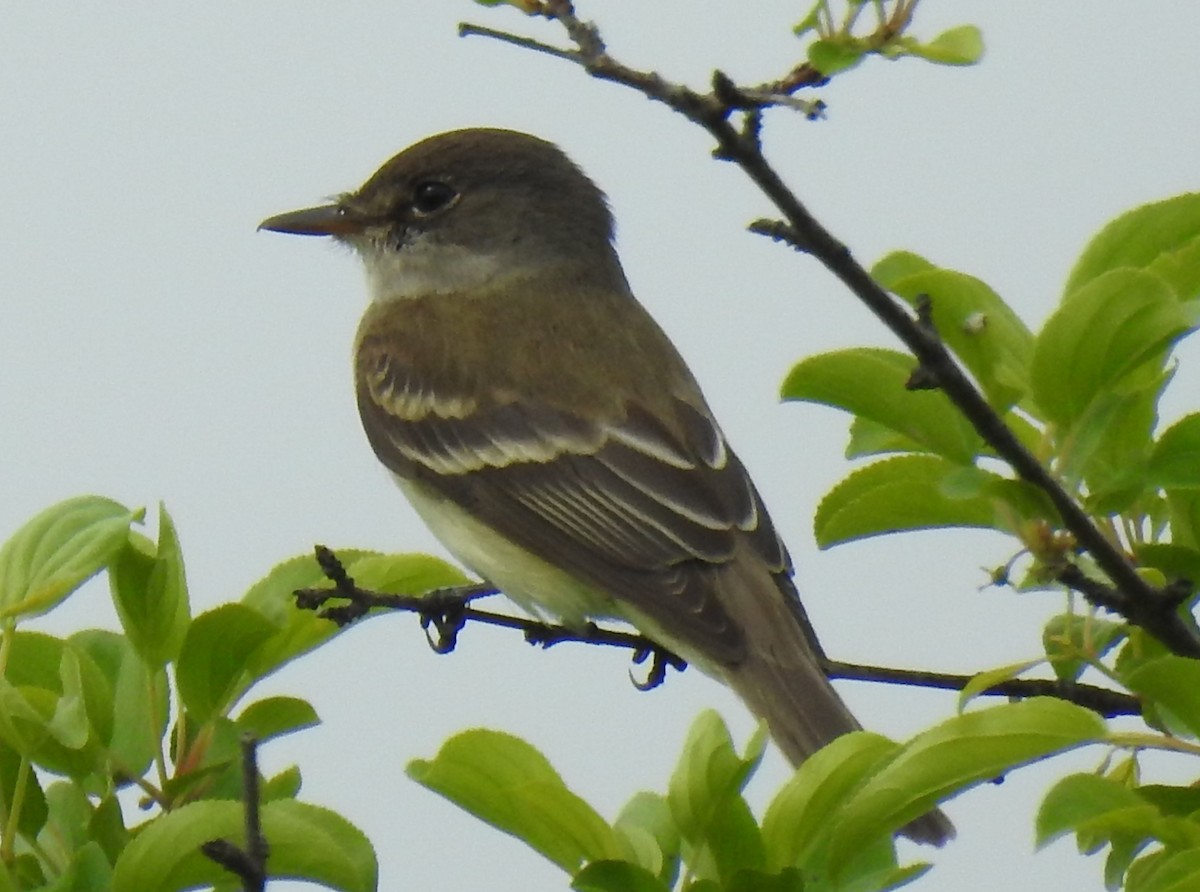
xmin=420 ymin=602 xmax=467 ymax=653
xmin=630 ymin=644 xmax=687 ymax=691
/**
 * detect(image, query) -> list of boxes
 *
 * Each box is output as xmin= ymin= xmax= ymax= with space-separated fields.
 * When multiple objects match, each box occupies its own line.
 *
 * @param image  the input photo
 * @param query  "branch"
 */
xmin=458 ymin=1 xmax=1200 ymax=659
xmin=202 ymin=737 xmax=268 ymax=892
xmin=827 ymin=660 xmax=1141 ymax=718
xmin=297 ymin=546 xmax=687 ymax=689
xmin=297 ymin=547 xmax=1141 ymax=713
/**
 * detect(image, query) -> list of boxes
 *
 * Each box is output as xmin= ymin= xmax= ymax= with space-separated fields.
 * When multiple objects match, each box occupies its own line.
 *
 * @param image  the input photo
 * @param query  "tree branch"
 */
xmin=202 ymin=736 xmax=269 ymax=892
xmin=458 ymin=0 xmax=1200 ymax=659
xmin=297 ymin=546 xmax=687 ymax=689
xmin=826 ymin=660 xmax=1140 ymax=718
xmin=297 ymin=547 xmax=1141 ymax=714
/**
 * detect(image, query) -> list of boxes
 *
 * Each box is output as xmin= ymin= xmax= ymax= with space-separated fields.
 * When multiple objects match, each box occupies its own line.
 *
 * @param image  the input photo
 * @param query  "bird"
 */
xmin=259 ymin=127 xmax=952 ymax=846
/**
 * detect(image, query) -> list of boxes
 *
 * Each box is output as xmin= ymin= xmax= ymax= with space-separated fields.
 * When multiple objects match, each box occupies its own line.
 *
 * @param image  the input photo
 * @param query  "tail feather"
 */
xmin=713 ymin=550 xmax=955 ymax=847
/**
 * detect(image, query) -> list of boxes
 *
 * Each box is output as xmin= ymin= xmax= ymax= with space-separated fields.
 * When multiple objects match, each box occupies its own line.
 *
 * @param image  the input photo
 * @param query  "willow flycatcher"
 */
xmin=260 ymin=128 xmax=952 ymax=845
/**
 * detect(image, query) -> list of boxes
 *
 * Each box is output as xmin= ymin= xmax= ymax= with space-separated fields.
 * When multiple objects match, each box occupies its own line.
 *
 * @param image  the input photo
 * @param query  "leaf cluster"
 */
xmin=406 ymin=613 xmax=1200 ymax=890
xmin=782 ymin=194 xmax=1200 ymax=588
xmin=410 ymin=701 xmax=1109 ymax=892
xmin=0 ymin=496 xmax=466 ymax=891
xmin=776 ymin=190 xmax=1200 ymax=888
xmin=794 ymin=1 xmax=983 ymax=75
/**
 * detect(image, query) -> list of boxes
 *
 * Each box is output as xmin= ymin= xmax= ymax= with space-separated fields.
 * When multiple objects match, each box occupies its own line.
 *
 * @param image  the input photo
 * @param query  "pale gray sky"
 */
xmin=2 ymin=3 xmax=1198 ymax=890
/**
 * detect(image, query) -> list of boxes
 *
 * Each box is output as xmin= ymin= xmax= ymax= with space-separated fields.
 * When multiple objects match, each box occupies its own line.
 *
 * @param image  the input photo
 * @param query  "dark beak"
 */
xmin=258 ymin=203 xmax=367 ymax=237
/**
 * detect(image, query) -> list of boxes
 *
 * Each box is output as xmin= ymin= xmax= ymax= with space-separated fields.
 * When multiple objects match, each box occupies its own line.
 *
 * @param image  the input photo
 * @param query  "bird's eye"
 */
xmin=411 ymin=180 xmax=458 ymax=216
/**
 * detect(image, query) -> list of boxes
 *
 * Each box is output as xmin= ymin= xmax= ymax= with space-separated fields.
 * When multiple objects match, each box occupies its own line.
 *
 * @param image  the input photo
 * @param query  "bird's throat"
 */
xmin=358 ymin=238 xmax=510 ymax=303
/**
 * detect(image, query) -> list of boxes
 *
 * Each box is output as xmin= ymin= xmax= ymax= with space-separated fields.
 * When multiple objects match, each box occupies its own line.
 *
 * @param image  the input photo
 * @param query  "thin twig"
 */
xmin=298 ymin=548 xmax=1143 ymax=712
xmin=202 ymin=737 xmax=268 ymax=892
xmin=826 ymin=660 xmax=1141 ymax=718
xmin=457 ymin=22 xmax=578 ymax=63
xmin=746 ymin=62 xmax=830 ymax=97
xmin=297 ymin=546 xmax=687 ymax=689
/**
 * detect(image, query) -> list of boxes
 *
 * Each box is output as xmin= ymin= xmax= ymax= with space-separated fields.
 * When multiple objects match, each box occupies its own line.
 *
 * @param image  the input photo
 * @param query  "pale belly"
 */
xmin=392 ymin=474 xmax=618 ymax=629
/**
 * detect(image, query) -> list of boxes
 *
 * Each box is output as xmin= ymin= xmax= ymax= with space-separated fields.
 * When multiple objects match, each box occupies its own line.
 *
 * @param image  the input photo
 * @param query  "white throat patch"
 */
xmin=356 ymin=236 xmax=507 ymax=302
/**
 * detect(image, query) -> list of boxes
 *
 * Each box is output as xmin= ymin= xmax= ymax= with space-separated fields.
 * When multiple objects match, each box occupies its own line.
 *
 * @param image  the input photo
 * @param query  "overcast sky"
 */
xmin=3 ymin=3 xmax=1199 ymax=890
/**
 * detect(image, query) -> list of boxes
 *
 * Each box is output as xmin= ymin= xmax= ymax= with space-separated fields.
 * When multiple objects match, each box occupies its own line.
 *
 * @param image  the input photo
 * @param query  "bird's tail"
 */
xmin=715 ymin=553 xmax=955 ymax=847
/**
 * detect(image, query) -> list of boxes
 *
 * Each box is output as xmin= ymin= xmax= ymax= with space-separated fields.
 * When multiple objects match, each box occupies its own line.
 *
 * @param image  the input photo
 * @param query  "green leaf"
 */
xmin=875 ymin=259 xmax=1033 ymax=410
xmin=63 ymin=840 xmax=114 ymax=892
xmin=89 ymin=793 xmax=129 ymax=868
xmin=262 ymin=764 xmax=303 ymax=802
xmin=0 ymin=741 xmax=48 ymax=839
xmin=242 ymin=550 xmax=468 ymax=682
xmin=905 ymin=25 xmax=984 ymax=65
xmin=176 ymin=604 xmax=277 ymax=722
xmin=235 ymin=696 xmax=320 ymax=744
xmin=108 ymin=505 xmax=191 ymax=667
xmin=1148 ymin=232 xmax=1200 ymax=304
xmin=1139 ymin=784 xmax=1200 ymax=818
xmin=110 ymin=799 xmax=377 ymax=892
xmin=1106 ymin=834 xmax=1151 ymax=890
xmin=47 ymin=647 xmax=90 ymax=750
xmin=827 ymin=698 xmax=1106 ymax=875
xmin=148 ymin=506 xmax=190 ymax=661
xmin=71 ymin=630 xmax=164 ymax=780
xmin=1134 ymin=544 xmax=1200 ymax=590
xmin=1113 ymin=628 xmax=1172 ymax=684
xmin=0 ymin=496 xmax=140 ymax=621
xmin=819 ymin=835 xmax=913 ymax=892
xmin=1036 ymin=774 xmax=1154 ymax=849
xmin=0 ymin=857 xmax=25 ymax=891
xmin=782 ymin=348 xmax=981 ymax=463
xmin=703 ymin=794 xmax=767 ymax=883
xmin=985 ymin=477 xmax=1062 ymax=531
xmin=837 ymin=861 xmax=930 ymax=892
xmin=727 ymin=866 xmax=811 ymax=892
xmin=343 ymin=550 xmax=472 ymax=594
xmin=4 ymin=630 xmax=67 ymax=688
xmin=807 ymin=39 xmax=865 ymax=76
xmin=1043 ymin=614 xmax=1126 ymax=683
xmin=0 ymin=681 xmax=52 ymax=759
xmin=407 ymin=728 xmax=621 ymax=873
xmin=814 ymin=455 xmax=999 ymax=547
xmin=957 ymin=660 xmax=1043 ymax=711
xmin=1068 ymin=370 xmax=1167 ymax=510
xmin=1030 ymin=269 xmax=1196 ymax=427
xmin=572 ymin=860 xmax=671 ymax=892
xmin=667 ymin=711 xmax=763 ymax=845
xmin=1066 ymin=192 xmax=1200 ymax=301
xmin=0 ymin=633 xmax=115 ymax=778
xmin=845 ymin=416 xmax=925 ymax=459
xmin=613 ymin=792 xmax=679 ymax=883
xmin=1150 ymin=413 xmax=1200 ymax=488
xmin=1166 ymin=490 xmax=1200 ymax=551
xmin=258 ymin=800 xmax=378 ymax=892
xmin=1125 ymin=846 xmax=1200 ymax=892
xmin=38 ymin=780 xmax=93 ymax=863
xmin=791 ymin=6 xmax=822 ymax=39
xmin=871 ymin=250 xmax=937 ymax=285
xmin=161 ymin=714 xmax=243 ymax=803
xmin=762 ymin=732 xmax=899 ymax=871
xmin=1124 ymin=656 xmax=1200 ymax=739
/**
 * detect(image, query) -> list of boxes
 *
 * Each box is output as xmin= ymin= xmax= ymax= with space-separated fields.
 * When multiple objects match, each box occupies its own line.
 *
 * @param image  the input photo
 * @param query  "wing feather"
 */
xmin=356 ymin=354 xmax=793 ymax=663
